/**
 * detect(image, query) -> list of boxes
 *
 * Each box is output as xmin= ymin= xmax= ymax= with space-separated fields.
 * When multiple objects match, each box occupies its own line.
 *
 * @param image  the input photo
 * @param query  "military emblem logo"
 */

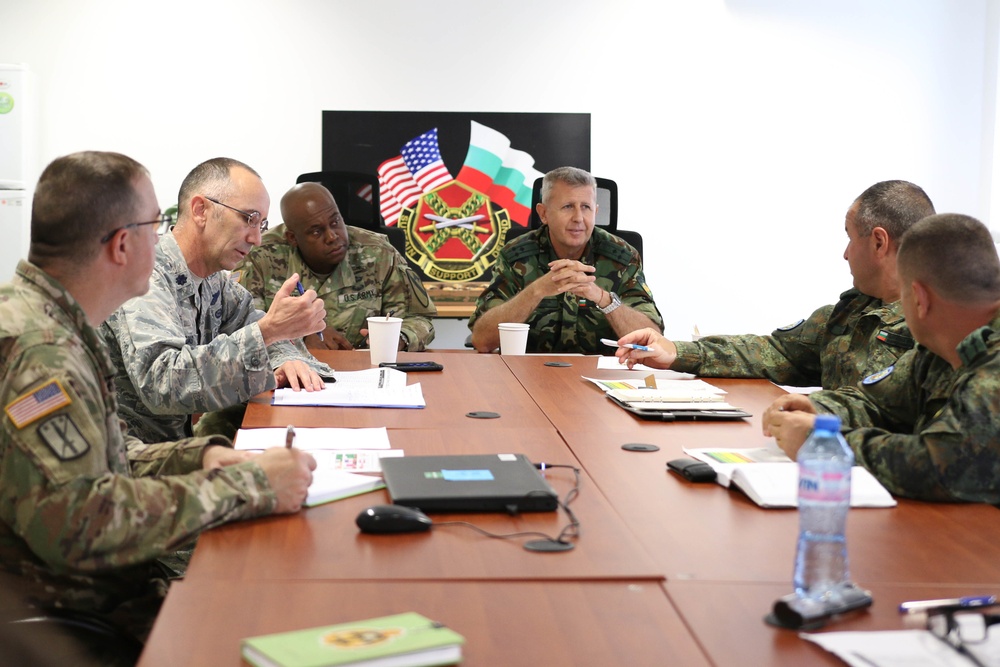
xmin=378 ymin=122 xmax=541 ymax=283
xmin=322 ymin=626 xmax=402 ymax=649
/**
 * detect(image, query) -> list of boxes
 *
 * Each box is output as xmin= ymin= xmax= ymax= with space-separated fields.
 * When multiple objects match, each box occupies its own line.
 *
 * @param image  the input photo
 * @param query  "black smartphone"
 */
xmin=666 ymin=458 xmax=717 ymax=483
xmin=378 ymin=361 xmax=444 ymax=372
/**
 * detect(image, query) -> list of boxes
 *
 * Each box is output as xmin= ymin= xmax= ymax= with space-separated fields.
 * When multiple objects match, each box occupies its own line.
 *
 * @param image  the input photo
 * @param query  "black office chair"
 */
xmin=526 ymin=176 xmax=642 ymax=258
xmin=296 ymin=171 xmax=382 ymax=231
xmin=7 ymin=608 xmax=143 ymax=667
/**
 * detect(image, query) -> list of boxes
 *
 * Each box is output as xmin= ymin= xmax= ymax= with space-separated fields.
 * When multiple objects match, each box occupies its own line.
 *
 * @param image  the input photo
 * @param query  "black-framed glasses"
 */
xmin=204 ymin=196 xmax=269 ymax=233
xmin=927 ymin=608 xmax=1000 ymax=667
xmin=99 ymin=213 xmax=172 ymax=244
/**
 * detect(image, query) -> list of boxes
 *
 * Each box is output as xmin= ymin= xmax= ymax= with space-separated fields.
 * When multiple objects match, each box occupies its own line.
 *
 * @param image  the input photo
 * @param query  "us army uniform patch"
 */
xmin=38 ymin=414 xmax=90 ymax=460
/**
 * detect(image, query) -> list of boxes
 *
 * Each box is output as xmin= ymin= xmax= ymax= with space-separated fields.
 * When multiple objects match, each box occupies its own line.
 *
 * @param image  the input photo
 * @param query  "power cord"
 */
xmin=432 ymin=463 xmax=581 ymax=552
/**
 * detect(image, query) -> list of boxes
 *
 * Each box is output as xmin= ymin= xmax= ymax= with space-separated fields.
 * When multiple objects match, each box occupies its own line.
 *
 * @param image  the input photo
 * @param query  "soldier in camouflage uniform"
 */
xmin=469 ymin=167 xmax=662 ymax=354
xmin=101 ymin=158 xmax=332 ymax=443
xmin=764 ymin=214 xmax=1000 ymax=503
xmin=616 ymin=181 xmax=935 ymax=389
xmin=234 ymin=182 xmax=436 ymax=351
xmin=0 ymin=152 xmax=316 ymax=640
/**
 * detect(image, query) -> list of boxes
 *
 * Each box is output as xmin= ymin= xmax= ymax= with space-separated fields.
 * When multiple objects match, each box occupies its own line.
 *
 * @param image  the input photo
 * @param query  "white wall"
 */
xmin=1 ymin=0 xmax=994 ymax=340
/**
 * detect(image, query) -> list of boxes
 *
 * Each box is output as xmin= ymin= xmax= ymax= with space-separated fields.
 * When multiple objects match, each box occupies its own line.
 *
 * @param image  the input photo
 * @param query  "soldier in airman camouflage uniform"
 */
xmin=469 ymin=167 xmax=662 ymax=354
xmin=101 ymin=158 xmax=332 ymax=443
xmin=0 ymin=151 xmax=315 ymax=641
xmin=764 ymin=214 xmax=1000 ymax=503
xmin=617 ymin=180 xmax=935 ymax=389
xmin=234 ymin=182 xmax=436 ymax=351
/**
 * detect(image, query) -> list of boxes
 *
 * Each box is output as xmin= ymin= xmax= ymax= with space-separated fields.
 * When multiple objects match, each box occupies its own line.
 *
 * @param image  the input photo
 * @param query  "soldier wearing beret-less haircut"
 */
xmin=764 ymin=214 xmax=1000 ymax=503
xmin=234 ymin=182 xmax=437 ymax=352
xmin=101 ymin=157 xmax=333 ymax=442
xmin=617 ymin=181 xmax=935 ymax=390
xmin=0 ymin=152 xmax=316 ymax=641
xmin=469 ymin=166 xmax=663 ymax=354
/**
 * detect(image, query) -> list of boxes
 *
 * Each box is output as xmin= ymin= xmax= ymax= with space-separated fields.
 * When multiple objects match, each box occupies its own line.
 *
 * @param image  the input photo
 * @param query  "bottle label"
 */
xmin=798 ymin=469 xmax=851 ymax=502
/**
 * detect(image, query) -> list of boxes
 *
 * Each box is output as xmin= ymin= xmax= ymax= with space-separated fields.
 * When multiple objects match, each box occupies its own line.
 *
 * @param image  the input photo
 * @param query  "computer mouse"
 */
xmin=355 ymin=504 xmax=433 ymax=534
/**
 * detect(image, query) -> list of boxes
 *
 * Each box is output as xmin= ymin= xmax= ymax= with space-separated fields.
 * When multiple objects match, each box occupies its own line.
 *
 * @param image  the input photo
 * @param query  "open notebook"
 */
xmin=683 ymin=447 xmax=896 ymax=508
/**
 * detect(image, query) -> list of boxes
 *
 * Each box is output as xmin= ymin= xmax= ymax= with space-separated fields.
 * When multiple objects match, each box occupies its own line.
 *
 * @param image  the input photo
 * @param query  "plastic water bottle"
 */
xmin=793 ymin=413 xmax=854 ymax=604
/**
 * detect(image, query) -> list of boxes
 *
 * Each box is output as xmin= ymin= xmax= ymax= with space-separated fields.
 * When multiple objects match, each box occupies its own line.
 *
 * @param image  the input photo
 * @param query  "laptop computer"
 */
xmin=380 ymin=453 xmax=558 ymax=513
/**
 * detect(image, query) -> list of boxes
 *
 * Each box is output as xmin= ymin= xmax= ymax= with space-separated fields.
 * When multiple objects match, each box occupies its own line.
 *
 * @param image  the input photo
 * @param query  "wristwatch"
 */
xmin=599 ymin=291 xmax=622 ymax=315
xmin=399 ymin=331 xmax=410 ymax=350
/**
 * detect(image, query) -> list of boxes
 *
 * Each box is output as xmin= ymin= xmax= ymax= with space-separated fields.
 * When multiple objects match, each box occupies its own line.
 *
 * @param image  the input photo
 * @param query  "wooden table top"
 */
xmin=141 ymin=350 xmax=1000 ymax=666
xmin=242 ymin=351 xmax=553 ymax=430
xmin=139 ymin=579 xmax=708 ymax=667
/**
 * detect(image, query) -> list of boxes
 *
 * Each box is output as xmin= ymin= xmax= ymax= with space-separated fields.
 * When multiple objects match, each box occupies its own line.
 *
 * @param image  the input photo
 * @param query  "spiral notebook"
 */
xmin=606 ymin=388 xmax=751 ymax=421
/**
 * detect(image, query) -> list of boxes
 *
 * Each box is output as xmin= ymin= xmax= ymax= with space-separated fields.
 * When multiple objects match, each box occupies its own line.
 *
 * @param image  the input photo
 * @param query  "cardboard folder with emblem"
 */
xmin=241 ymin=611 xmax=465 ymax=667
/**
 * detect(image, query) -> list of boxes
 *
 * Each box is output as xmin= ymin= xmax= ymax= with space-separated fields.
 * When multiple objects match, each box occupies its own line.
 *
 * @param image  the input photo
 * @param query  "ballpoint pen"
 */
xmin=296 ymin=280 xmax=324 ymax=341
xmin=899 ymin=594 xmax=997 ymax=613
xmin=285 ymin=424 xmax=295 ymax=449
xmin=600 ymin=337 xmax=651 ymax=352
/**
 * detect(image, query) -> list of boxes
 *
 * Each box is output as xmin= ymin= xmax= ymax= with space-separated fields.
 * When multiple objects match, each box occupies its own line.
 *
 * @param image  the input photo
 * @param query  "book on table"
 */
xmin=683 ymin=447 xmax=897 ymax=508
xmin=305 ymin=466 xmax=386 ymax=508
xmin=241 ymin=611 xmax=465 ymax=667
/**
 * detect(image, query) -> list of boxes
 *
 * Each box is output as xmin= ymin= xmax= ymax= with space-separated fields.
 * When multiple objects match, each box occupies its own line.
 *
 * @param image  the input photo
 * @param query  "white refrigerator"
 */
xmin=0 ymin=64 xmax=35 ymax=281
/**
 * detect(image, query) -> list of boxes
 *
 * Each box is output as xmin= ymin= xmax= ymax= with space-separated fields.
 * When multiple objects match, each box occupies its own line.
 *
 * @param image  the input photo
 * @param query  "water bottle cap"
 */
xmin=814 ymin=414 xmax=841 ymax=432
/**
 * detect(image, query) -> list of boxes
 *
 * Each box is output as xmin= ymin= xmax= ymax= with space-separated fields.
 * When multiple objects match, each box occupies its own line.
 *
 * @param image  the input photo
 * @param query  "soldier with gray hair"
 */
xmin=0 ymin=151 xmax=317 ymax=641
xmin=469 ymin=166 xmax=662 ymax=353
xmin=764 ymin=213 xmax=1000 ymax=503
xmin=102 ymin=157 xmax=333 ymax=442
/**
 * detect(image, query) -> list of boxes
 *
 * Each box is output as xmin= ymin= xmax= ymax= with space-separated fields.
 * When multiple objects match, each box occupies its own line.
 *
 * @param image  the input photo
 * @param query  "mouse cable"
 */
xmin=431 ymin=463 xmax=581 ymax=549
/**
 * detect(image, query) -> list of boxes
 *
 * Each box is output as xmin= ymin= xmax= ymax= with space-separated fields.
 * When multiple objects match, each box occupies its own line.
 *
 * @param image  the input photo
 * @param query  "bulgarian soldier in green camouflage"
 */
xmin=101 ymin=158 xmax=333 ymax=442
xmin=234 ymin=182 xmax=436 ymax=351
xmin=764 ymin=214 xmax=1000 ymax=503
xmin=469 ymin=166 xmax=662 ymax=354
xmin=0 ymin=152 xmax=317 ymax=641
xmin=616 ymin=181 xmax=935 ymax=389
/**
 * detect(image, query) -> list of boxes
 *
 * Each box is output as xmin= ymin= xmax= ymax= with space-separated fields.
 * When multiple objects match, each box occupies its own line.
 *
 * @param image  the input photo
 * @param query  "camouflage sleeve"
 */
xmin=109 ymin=269 xmax=276 ymax=414
xmin=231 ymin=254 xmax=334 ymax=377
xmin=381 ymin=252 xmax=437 ymax=351
xmin=233 ymin=252 xmax=272 ymax=313
xmin=671 ymin=304 xmax=833 ymax=386
xmin=806 ymin=350 xmax=1000 ymax=502
xmin=0 ymin=353 xmax=277 ymax=573
xmin=614 ymin=258 xmax=663 ymax=329
xmin=467 ymin=252 xmax=523 ymax=331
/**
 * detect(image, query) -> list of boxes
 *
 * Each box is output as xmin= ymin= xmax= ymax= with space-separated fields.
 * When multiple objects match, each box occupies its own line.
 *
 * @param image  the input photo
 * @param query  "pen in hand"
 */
xmin=600 ymin=337 xmax=651 ymax=352
xmin=285 ymin=424 xmax=295 ymax=449
xmin=296 ymin=280 xmax=324 ymax=341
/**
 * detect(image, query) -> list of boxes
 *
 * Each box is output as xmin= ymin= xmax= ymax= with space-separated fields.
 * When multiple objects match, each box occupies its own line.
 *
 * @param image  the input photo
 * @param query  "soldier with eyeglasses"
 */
xmin=102 ymin=157 xmax=333 ymax=443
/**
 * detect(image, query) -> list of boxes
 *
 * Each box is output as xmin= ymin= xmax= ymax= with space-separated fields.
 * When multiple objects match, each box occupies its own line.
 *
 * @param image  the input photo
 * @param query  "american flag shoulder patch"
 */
xmin=5 ymin=380 xmax=72 ymax=429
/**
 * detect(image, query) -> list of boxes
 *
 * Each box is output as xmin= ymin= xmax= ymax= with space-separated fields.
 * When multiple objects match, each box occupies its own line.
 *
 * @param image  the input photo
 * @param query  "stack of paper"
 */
xmin=273 ymin=368 xmax=425 ymax=408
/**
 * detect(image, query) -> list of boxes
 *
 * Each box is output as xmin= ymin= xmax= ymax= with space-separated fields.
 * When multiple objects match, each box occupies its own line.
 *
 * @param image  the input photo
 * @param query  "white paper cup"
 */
xmin=498 ymin=322 xmax=530 ymax=355
xmin=367 ymin=316 xmax=403 ymax=365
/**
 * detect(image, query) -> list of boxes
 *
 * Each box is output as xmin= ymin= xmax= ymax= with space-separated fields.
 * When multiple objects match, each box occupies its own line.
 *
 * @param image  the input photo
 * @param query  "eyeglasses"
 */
xmin=100 ymin=213 xmax=173 ymax=244
xmin=204 ymin=196 xmax=269 ymax=233
xmin=927 ymin=608 xmax=1000 ymax=667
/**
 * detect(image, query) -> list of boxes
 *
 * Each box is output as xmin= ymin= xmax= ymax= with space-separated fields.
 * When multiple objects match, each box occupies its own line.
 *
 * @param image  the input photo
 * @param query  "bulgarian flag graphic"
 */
xmin=455 ymin=121 xmax=543 ymax=227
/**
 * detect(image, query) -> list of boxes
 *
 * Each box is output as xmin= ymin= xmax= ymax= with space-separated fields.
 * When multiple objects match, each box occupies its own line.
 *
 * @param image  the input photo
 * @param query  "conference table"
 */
xmin=138 ymin=351 xmax=1000 ymax=666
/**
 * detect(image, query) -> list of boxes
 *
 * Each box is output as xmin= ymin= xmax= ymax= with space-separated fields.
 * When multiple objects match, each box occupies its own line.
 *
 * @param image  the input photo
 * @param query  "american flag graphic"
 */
xmin=5 ymin=380 xmax=71 ymax=428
